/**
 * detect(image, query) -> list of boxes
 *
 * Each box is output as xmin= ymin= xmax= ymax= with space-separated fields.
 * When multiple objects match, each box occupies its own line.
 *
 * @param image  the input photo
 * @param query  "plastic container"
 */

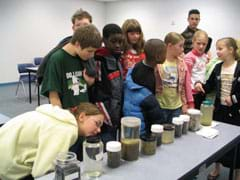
xmin=151 ymin=124 xmax=163 ymax=147
xmin=140 ymin=133 xmax=157 ymax=155
xmin=172 ymin=117 xmax=184 ymax=137
xmin=187 ymin=109 xmax=201 ymax=131
xmin=162 ymin=124 xmax=175 ymax=144
xmin=179 ymin=114 xmax=190 ymax=134
xmin=83 ymin=135 xmax=103 ymax=178
xmin=54 ymin=152 xmax=81 ymax=180
xmin=200 ymin=99 xmax=214 ymax=126
xmin=121 ymin=117 xmax=141 ymax=161
xmin=106 ymin=141 xmax=121 ymax=168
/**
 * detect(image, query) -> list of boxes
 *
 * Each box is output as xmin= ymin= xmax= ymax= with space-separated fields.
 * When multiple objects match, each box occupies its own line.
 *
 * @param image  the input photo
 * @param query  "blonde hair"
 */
xmin=217 ymin=37 xmax=240 ymax=60
xmin=236 ymin=39 xmax=240 ymax=60
xmin=122 ymin=19 xmax=145 ymax=53
xmin=192 ymin=30 xmax=208 ymax=41
xmin=164 ymin=32 xmax=184 ymax=45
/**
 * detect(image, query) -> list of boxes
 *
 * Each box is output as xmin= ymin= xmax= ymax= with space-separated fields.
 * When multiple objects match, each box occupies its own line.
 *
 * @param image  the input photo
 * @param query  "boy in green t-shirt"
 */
xmin=41 ymin=24 xmax=101 ymax=109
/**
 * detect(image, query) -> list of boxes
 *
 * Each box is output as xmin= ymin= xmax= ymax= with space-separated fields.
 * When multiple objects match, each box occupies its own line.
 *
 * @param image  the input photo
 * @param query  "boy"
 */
xmin=0 ymin=103 xmax=104 ymax=179
xmin=41 ymin=24 xmax=101 ymax=109
xmin=89 ymin=24 xmax=124 ymax=143
xmin=123 ymin=39 xmax=167 ymax=134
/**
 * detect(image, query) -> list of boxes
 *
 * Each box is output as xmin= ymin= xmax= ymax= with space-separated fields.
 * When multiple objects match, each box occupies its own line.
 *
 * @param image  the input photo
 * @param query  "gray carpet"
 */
xmin=0 ymin=83 xmax=232 ymax=180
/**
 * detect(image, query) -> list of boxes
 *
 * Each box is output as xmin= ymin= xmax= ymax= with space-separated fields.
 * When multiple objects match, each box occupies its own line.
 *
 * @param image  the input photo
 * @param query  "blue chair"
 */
xmin=34 ymin=57 xmax=43 ymax=66
xmin=15 ymin=63 xmax=37 ymax=97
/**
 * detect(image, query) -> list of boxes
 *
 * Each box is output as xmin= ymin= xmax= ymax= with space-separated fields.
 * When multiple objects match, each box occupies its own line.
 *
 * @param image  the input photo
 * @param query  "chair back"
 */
xmin=34 ymin=57 xmax=43 ymax=66
xmin=17 ymin=63 xmax=36 ymax=74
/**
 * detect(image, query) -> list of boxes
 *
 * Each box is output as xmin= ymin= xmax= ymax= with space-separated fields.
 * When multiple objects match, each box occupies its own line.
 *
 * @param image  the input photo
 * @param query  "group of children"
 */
xmin=0 ymin=8 xmax=240 ymax=180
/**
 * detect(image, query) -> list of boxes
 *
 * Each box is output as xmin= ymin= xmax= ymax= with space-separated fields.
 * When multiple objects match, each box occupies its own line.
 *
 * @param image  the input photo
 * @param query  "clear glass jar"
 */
xmin=83 ymin=136 xmax=103 ymax=178
xmin=151 ymin=124 xmax=163 ymax=147
xmin=187 ymin=109 xmax=201 ymax=131
xmin=54 ymin=152 xmax=81 ymax=180
xmin=121 ymin=117 xmax=141 ymax=161
xmin=179 ymin=114 xmax=190 ymax=134
xmin=200 ymin=99 xmax=213 ymax=126
xmin=162 ymin=124 xmax=175 ymax=144
xmin=172 ymin=117 xmax=183 ymax=138
xmin=140 ymin=133 xmax=157 ymax=155
xmin=106 ymin=141 xmax=121 ymax=168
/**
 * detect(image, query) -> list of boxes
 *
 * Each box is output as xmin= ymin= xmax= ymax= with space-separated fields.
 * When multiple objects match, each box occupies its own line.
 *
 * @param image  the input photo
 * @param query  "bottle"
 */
xmin=172 ymin=117 xmax=184 ymax=138
xmin=106 ymin=141 xmax=121 ymax=168
xmin=151 ymin=124 xmax=163 ymax=147
xmin=200 ymin=99 xmax=214 ymax=126
xmin=140 ymin=133 xmax=157 ymax=155
xmin=83 ymin=135 xmax=103 ymax=178
xmin=162 ymin=124 xmax=175 ymax=144
xmin=187 ymin=109 xmax=201 ymax=131
xmin=179 ymin=114 xmax=190 ymax=134
xmin=54 ymin=152 xmax=81 ymax=180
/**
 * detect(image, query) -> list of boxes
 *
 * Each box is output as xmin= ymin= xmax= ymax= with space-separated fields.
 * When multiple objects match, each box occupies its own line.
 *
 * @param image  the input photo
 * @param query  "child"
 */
xmin=41 ymin=25 xmax=102 ymax=109
xmin=89 ymin=24 xmax=124 ymax=144
xmin=184 ymin=30 xmax=209 ymax=109
xmin=121 ymin=19 xmax=145 ymax=79
xmin=0 ymin=103 xmax=104 ymax=179
xmin=155 ymin=32 xmax=194 ymax=123
xmin=195 ymin=37 xmax=240 ymax=180
xmin=123 ymin=39 xmax=167 ymax=134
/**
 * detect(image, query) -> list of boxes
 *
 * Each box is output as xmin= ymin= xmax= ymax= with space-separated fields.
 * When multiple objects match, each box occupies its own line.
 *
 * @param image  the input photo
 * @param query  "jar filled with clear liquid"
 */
xmin=54 ymin=152 xmax=81 ymax=180
xmin=83 ymin=135 xmax=103 ymax=178
xmin=200 ymin=100 xmax=213 ymax=126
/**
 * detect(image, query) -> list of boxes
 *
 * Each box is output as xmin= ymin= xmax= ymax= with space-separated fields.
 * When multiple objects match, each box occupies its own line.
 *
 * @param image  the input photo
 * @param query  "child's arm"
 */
xmin=49 ymin=91 xmax=62 ymax=107
xmin=83 ymin=69 xmax=95 ymax=86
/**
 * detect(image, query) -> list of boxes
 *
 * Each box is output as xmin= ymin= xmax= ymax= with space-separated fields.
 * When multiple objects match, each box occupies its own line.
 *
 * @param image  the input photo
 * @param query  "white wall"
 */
xmin=0 ymin=0 xmax=105 ymax=83
xmin=105 ymin=0 xmax=240 ymax=56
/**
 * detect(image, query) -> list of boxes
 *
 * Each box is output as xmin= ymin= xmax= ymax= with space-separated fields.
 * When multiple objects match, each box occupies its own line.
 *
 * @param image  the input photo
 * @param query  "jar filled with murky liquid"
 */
xmin=106 ymin=141 xmax=121 ymax=168
xmin=187 ymin=109 xmax=201 ymax=131
xmin=151 ymin=124 xmax=163 ymax=147
xmin=179 ymin=114 xmax=190 ymax=134
xmin=200 ymin=99 xmax=213 ymax=126
xmin=140 ymin=133 xmax=157 ymax=155
xmin=121 ymin=117 xmax=141 ymax=161
xmin=162 ymin=124 xmax=175 ymax=144
xmin=172 ymin=117 xmax=183 ymax=138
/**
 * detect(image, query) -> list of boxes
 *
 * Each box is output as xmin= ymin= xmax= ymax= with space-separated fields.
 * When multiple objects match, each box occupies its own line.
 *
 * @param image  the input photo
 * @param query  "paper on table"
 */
xmin=196 ymin=127 xmax=219 ymax=139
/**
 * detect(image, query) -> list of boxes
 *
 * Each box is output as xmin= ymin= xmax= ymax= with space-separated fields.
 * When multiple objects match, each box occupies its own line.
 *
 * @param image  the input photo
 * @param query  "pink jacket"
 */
xmin=155 ymin=57 xmax=194 ymax=107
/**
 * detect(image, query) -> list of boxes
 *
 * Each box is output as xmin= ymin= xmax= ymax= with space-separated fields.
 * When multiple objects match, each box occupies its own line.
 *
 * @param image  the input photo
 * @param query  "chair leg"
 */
xmin=15 ymin=81 xmax=20 ymax=97
xmin=21 ymin=81 xmax=27 ymax=97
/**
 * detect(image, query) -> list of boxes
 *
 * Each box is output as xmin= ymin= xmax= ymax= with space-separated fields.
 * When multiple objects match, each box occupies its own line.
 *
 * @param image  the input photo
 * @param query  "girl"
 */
xmin=195 ymin=37 xmax=240 ymax=180
xmin=121 ymin=19 xmax=145 ymax=79
xmin=184 ymin=30 xmax=209 ymax=109
xmin=155 ymin=32 xmax=194 ymax=123
xmin=0 ymin=103 xmax=104 ymax=180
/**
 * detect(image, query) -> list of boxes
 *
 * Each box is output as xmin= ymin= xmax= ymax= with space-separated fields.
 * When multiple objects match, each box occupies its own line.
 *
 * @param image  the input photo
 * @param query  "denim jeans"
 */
xmin=159 ymin=107 xmax=182 ymax=123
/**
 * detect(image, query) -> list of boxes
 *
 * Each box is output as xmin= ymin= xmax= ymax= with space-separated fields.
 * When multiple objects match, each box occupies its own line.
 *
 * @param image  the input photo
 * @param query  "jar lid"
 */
xmin=202 ymin=99 xmax=213 ymax=105
xmin=121 ymin=116 xmax=141 ymax=127
xmin=140 ymin=133 xmax=156 ymax=142
xmin=106 ymin=141 xmax=121 ymax=152
xmin=151 ymin=124 xmax=163 ymax=133
xmin=187 ymin=109 xmax=201 ymax=115
xmin=163 ymin=124 xmax=175 ymax=131
xmin=172 ymin=117 xmax=184 ymax=125
xmin=179 ymin=114 xmax=190 ymax=122
xmin=55 ymin=152 xmax=77 ymax=164
xmin=86 ymin=135 xmax=101 ymax=143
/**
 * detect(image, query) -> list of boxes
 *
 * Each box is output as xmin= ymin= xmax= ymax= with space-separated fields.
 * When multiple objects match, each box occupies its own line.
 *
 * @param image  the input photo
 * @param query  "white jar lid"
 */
xmin=179 ymin=114 xmax=190 ymax=122
xmin=187 ymin=109 xmax=201 ymax=115
xmin=172 ymin=117 xmax=184 ymax=125
xmin=151 ymin=124 xmax=163 ymax=133
xmin=106 ymin=141 xmax=121 ymax=152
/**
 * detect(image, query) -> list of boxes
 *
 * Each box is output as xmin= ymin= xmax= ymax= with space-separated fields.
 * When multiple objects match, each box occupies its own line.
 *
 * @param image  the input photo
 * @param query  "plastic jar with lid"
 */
xmin=151 ymin=124 xmax=163 ymax=147
xmin=187 ymin=109 xmax=201 ymax=131
xmin=179 ymin=114 xmax=190 ymax=134
xmin=54 ymin=152 xmax=81 ymax=180
xmin=200 ymin=99 xmax=214 ymax=126
xmin=140 ymin=133 xmax=157 ymax=155
xmin=106 ymin=141 xmax=121 ymax=168
xmin=172 ymin=117 xmax=184 ymax=137
xmin=162 ymin=124 xmax=175 ymax=144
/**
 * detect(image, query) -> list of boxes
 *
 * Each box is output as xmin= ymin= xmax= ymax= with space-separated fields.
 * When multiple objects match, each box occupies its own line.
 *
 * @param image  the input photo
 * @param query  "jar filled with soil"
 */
xmin=106 ymin=141 xmax=121 ymax=168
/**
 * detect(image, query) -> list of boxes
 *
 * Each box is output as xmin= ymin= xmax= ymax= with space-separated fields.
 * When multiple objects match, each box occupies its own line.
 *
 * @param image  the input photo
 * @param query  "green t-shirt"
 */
xmin=41 ymin=49 xmax=88 ymax=108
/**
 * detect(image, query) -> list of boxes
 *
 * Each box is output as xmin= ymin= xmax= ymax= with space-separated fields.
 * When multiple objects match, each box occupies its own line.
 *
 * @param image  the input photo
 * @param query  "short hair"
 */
xmin=71 ymin=9 xmax=92 ymax=24
xmin=164 ymin=32 xmax=184 ymax=45
xmin=122 ymin=19 xmax=145 ymax=53
xmin=144 ymin=39 xmax=166 ymax=62
xmin=71 ymin=24 xmax=102 ymax=49
xmin=188 ymin=9 xmax=200 ymax=17
xmin=103 ymin=23 xmax=122 ymax=39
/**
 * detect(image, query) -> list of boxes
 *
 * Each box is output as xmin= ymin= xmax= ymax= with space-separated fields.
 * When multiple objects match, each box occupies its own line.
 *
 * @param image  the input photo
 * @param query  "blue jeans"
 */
xmin=159 ymin=107 xmax=182 ymax=123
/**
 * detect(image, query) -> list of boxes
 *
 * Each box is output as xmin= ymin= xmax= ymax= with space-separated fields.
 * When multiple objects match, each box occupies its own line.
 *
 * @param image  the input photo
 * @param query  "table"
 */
xmin=36 ymin=122 xmax=240 ymax=180
xmin=26 ymin=67 xmax=40 ymax=106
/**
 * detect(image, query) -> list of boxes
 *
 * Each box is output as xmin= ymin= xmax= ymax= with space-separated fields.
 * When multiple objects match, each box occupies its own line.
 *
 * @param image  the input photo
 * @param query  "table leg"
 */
xmin=28 ymin=72 xmax=32 ymax=103
xmin=37 ymin=83 xmax=40 ymax=106
xmin=229 ymin=144 xmax=238 ymax=180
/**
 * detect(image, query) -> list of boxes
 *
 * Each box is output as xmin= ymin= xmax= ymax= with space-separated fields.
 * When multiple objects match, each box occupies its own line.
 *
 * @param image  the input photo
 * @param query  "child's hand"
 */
xmin=182 ymin=104 xmax=188 ymax=114
xmin=194 ymin=83 xmax=205 ymax=93
xmin=224 ymin=96 xmax=233 ymax=106
xmin=83 ymin=69 xmax=95 ymax=86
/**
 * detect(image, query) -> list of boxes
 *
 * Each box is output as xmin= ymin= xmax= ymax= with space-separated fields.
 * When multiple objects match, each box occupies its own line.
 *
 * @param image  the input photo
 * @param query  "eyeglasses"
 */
xmin=94 ymin=120 xmax=103 ymax=128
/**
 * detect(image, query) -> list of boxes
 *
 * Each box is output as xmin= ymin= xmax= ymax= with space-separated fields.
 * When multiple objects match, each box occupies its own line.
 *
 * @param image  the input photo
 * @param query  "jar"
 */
xmin=200 ymin=99 xmax=213 ymax=126
xmin=187 ymin=109 xmax=201 ymax=131
xmin=121 ymin=117 xmax=141 ymax=161
xmin=151 ymin=124 xmax=163 ymax=147
xmin=83 ymin=136 xmax=103 ymax=178
xmin=106 ymin=141 xmax=121 ymax=168
xmin=140 ymin=133 xmax=157 ymax=155
xmin=179 ymin=114 xmax=190 ymax=134
xmin=54 ymin=152 xmax=81 ymax=180
xmin=172 ymin=117 xmax=183 ymax=138
xmin=162 ymin=124 xmax=175 ymax=144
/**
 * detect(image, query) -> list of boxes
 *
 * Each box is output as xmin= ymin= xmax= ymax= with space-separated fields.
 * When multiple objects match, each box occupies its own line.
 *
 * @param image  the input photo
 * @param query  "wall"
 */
xmin=105 ymin=0 xmax=240 ymax=56
xmin=0 ymin=0 xmax=105 ymax=83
